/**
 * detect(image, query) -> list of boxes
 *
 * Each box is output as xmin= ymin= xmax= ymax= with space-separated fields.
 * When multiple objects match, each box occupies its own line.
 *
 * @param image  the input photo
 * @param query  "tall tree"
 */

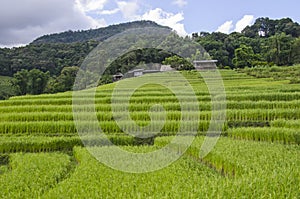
xmin=13 ymin=70 xmax=29 ymax=95
xmin=291 ymin=37 xmax=300 ymax=64
xmin=232 ymin=45 xmax=257 ymax=68
xmin=266 ymin=33 xmax=294 ymax=65
xmin=45 ymin=66 xmax=79 ymax=93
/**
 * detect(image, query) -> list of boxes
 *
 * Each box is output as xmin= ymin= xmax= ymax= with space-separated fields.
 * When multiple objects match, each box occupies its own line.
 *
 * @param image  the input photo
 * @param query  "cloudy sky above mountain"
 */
xmin=0 ymin=0 xmax=299 ymax=47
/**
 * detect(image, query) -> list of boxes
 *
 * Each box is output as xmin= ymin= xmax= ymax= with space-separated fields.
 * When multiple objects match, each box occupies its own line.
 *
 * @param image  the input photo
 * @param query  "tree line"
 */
xmin=192 ymin=17 xmax=300 ymax=68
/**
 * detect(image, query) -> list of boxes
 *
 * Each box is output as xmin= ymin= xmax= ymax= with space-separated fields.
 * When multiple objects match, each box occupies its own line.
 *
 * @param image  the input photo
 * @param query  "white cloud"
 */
xmin=216 ymin=15 xmax=255 ymax=34
xmin=117 ymin=1 xmax=140 ymax=20
xmin=172 ymin=0 xmax=187 ymax=7
xmin=141 ymin=8 xmax=187 ymax=36
xmin=99 ymin=8 xmax=120 ymax=15
xmin=234 ymin=15 xmax=255 ymax=32
xmin=0 ymin=0 xmax=104 ymax=47
xmin=216 ymin=21 xmax=233 ymax=34
xmin=75 ymin=0 xmax=107 ymax=12
xmin=95 ymin=18 xmax=107 ymax=27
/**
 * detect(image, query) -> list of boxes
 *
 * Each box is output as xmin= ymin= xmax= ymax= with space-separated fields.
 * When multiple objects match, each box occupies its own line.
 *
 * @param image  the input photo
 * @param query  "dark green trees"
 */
xmin=162 ymin=55 xmax=194 ymax=70
xmin=232 ymin=43 xmax=267 ymax=68
xmin=291 ymin=38 xmax=300 ymax=64
xmin=242 ymin=17 xmax=300 ymax=38
xmin=194 ymin=17 xmax=300 ymax=68
xmin=45 ymin=66 xmax=79 ymax=93
xmin=266 ymin=33 xmax=294 ymax=66
xmin=13 ymin=69 xmax=50 ymax=95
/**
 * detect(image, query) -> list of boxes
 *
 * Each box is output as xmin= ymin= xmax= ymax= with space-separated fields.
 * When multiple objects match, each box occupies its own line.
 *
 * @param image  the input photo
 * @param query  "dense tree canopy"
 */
xmin=194 ymin=17 xmax=300 ymax=68
xmin=242 ymin=17 xmax=300 ymax=38
xmin=32 ymin=21 xmax=168 ymax=44
xmin=13 ymin=69 xmax=50 ymax=95
xmin=45 ymin=66 xmax=79 ymax=93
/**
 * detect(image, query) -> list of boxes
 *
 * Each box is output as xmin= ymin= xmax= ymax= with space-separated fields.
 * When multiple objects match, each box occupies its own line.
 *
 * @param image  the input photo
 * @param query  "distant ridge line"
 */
xmin=31 ymin=20 xmax=170 ymax=44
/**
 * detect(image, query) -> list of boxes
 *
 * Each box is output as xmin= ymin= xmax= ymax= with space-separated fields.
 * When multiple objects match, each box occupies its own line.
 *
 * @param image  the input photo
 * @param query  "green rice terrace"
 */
xmin=0 ymin=68 xmax=299 ymax=198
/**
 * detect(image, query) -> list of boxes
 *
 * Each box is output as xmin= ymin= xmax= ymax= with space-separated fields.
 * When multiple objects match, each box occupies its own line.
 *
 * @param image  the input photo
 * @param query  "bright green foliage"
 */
xmin=0 ymin=135 xmax=138 ymax=153
xmin=232 ymin=44 xmax=258 ymax=68
xmin=227 ymin=127 xmax=300 ymax=144
xmin=0 ymin=69 xmax=299 ymax=139
xmin=271 ymin=119 xmax=300 ymax=129
xmin=43 ymin=146 xmax=223 ymax=198
xmin=242 ymin=64 xmax=300 ymax=83
xmin=0 ymin=153 xmax=71 ymax=199
xmin=0 ymin=136 xmax=82 ymax=153
xmin=0 ymin=69 xmax=299 ymax=198
xmin=41 ymin=142 xmax=300 ymax=198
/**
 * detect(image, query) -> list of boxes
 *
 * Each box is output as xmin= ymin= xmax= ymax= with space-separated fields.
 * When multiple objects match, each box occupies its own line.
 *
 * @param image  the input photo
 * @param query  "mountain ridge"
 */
xmin=31 ymin=20 xmax=170 ymax=44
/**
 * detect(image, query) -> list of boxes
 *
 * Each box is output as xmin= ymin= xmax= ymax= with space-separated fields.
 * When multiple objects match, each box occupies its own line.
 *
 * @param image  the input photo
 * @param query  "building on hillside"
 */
xmin=193 ymin=60 xmax=218 ymax=70
xmin=112 ymin=72 xmax=123 ymax=82
xmin=143 ymin=70 xmax=160 ymax=75
xmin=126 ymin=69 xmax=144 ymax=78
xmin=115 ymin=61 xmax=218 ymax=82
xmin=160 ymin=65 xmax=176 ymax=72
xmin=124 ymin=68 xmax=161 ymax=78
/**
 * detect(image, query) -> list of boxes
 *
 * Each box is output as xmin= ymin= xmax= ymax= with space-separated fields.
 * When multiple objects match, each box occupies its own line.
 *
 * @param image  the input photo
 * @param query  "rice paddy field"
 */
xmin=0 ymin=69 xmax=299 ymax=198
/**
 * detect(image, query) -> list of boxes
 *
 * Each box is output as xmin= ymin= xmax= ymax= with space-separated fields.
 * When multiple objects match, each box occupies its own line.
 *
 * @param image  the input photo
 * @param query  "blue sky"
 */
xmin=0 ymin=0 xmax=299 ymax=47
xmin=83 ymin=0 xmax=300 ymax=34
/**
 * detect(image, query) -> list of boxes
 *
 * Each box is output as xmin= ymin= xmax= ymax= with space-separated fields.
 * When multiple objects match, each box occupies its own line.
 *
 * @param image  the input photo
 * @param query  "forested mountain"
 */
xmin=0 ymin=18 xmax=299 ymax=99
xmin=0 ymin=41 xmax=98 ymax=76
xmin=32 ymin=21 xmax=168 ymax=44
xmin=0 ymin=20 xmax=168 ymax=77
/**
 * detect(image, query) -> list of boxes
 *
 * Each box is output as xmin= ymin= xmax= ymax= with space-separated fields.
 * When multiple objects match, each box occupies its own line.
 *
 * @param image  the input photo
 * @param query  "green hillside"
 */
xmin=32 ymin=20 xmax=168 ymax=44
xmin=0 ymin=69 xmax=299 ymax=198
xmin=0 ymin=76 xmax=19 ymax=100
